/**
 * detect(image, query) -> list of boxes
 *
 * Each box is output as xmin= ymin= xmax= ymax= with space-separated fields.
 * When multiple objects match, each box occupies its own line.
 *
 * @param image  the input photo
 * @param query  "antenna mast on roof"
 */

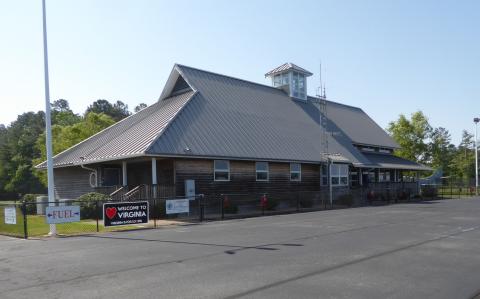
xmin=315 ymin=62 xmax=333 ymax=206
xmin=315 ymin=62 xmax=329 ymax=157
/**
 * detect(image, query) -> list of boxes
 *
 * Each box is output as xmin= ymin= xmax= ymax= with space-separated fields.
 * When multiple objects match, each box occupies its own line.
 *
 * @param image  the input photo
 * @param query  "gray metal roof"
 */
xmin=38 ymin=91 xmax=195 ymax=168
xmin=39 ymin=63 xmax=427 ymax=171
xmin=321 ymin=99 xmax=399 ymax=149
xmin=265 ymin=63 xmax=313 ymax=77
xmin=362 ymin=153 xmax=432 ymax=171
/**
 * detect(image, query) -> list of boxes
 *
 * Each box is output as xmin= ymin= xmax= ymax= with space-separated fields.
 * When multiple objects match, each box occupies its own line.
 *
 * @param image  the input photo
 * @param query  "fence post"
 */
xmin=199 ymin=194 xmax=204 ymax=222
xmin=221 ymin=195 xmax=225 ymax=220
xmin=96 ymin=200 xmax=99 ymax=233
xmin=330 ymin=190 xmax=334 ymax=209
xmin=450 ymin=181 xmax=453 ymax=199
xmin=198 ymin=195 xmax=202 ymax=221
xmin=22 ymin=201 xmax=28 ymax=239
xmin=153 ymin=199 xmax=157 ymax=228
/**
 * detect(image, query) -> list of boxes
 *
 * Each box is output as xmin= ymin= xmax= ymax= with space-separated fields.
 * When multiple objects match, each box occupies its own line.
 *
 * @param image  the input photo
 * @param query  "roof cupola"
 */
xmin=265 ymin=63 xmax=312 ymax=101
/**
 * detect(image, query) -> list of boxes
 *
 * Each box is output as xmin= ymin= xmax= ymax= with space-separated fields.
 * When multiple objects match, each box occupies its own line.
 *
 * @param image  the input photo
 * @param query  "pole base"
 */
xmin=48 ymin=224 xmax=57 ymax=237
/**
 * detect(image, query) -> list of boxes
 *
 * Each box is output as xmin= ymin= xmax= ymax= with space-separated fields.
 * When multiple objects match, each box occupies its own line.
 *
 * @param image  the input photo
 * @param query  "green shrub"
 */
xmin=77 ymin=192 xmax=109 ymax=220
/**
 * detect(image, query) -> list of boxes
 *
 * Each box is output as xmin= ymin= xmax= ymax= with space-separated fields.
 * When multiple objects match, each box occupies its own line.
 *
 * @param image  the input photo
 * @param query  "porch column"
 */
xmin=416 ymin=171 xmax=420 ymax=195
xmin=152 ymin=158 xmax=157 ymax=198
xmin=394 ymin=170 xmax=398 ymax=182
xmin=122 ymin=161 xmax=128 ymax=187
xmin=359 ymin=169 xmax=363 ymax=186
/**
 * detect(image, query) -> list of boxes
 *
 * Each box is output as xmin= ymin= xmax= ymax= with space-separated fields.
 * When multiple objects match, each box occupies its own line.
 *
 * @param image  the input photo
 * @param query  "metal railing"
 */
xmin=0 ymin=195 xmax=202 ymax=239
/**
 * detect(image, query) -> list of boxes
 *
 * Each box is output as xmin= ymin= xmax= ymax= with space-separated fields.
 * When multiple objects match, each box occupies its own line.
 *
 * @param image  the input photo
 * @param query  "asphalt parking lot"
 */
xmin=1 ymin=198 xmax=480 ymax=299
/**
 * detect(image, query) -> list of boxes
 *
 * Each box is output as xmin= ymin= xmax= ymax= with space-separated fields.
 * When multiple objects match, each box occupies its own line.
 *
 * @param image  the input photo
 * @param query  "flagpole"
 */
xmin=474 ymin=118 xmax=479 ymax=196
xmin=42 ymin=0 xmax=56 ymax=236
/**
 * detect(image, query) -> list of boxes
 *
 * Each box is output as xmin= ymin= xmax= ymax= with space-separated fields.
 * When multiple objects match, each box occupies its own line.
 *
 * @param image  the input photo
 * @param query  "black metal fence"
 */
xmin=431 ymin=185 xmax=477 ymax=199
xmin=1 ymin=182 xmax=477 ymax=239
xmin=0 ymin=196 xmax=202 ymax=239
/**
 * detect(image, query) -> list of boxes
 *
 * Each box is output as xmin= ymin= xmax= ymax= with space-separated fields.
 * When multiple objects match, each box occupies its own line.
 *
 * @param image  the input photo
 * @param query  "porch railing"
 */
xmin=361 ymin=182 xmax=418 ymax=202
xmin=94 ymin=185 xmax=121 ymax=196
xmin=95 ymin=184 xmax=176 ymax=200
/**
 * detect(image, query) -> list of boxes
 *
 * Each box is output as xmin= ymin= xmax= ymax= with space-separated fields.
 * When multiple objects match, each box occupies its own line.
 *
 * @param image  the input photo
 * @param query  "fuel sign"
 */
xmin=46 ymin=206 xmax=81 ymax=224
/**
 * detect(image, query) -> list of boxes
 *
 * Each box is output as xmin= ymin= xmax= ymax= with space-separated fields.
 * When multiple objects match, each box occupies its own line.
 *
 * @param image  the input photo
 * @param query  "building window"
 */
xmin=282 ymin=73 xmax=289 ymax=85
xmin=214 ymin=160 xmax=230 ymax=181
xmin=379 ymin=170 xmax=391 ymax=182
xmin=274 ymin=73 xmax=290 ymax=87
xmin=379 ymin=148 xmax=392 ymax=154
xmin=290 ymin=163 xmax=301 ymax=181
xmin=368 ymin=171 xmax=376 ymax=183
xmin=273 ymin=74 xmax=282 ymax=87
xmin=350 ymin=169 xmax=359 ymax=187
xmin=256 ymin=162 xmax=269 ymax=181
xmin=291 ymin=72 xmax=306 ymax=100
xmin=298 ymin=74 xmax=305 ymax=99
xmin=361 ymin=146 xmax=375 ymax=152
xmin=320 ymin=164 xmax=328 ymax=186
xmin=331 ymin=164 xmax=349 ymax=186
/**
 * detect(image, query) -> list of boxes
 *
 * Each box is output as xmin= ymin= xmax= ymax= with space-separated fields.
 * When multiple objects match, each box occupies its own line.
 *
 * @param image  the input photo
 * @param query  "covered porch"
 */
xmin=348 ymin=152 xmax=431 ymax=201
xmin=93 ymin=157 xmax=176 ymax=200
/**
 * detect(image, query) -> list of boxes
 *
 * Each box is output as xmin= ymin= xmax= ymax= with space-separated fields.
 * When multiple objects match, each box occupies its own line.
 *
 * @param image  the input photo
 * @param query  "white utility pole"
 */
xmin=42 ymin=0 xmax=56 ymax=236
xmin=474 ymin=118 xmax=479 ymax=196
xmin=328 ymin=158 xmax=333 ymax=206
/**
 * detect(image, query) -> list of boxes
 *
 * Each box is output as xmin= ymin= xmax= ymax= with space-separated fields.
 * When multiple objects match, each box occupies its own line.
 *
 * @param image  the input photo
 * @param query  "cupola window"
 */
xmin=265 ymin=63 xmax=312 ymax=101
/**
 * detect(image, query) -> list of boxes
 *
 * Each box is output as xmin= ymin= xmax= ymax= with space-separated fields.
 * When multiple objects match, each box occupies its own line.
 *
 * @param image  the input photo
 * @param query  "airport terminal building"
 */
xmin=37 ymin=63 xmax=430 ymax=200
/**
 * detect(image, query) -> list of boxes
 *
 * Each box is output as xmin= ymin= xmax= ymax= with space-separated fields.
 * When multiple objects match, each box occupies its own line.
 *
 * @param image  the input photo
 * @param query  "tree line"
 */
xmin=0 ymin=104 xmax=475 ymax=199
xmin=0 ymin=99 xmax=147 ymax=199
xmin=388 ymin=111 xmax=476 ymax=183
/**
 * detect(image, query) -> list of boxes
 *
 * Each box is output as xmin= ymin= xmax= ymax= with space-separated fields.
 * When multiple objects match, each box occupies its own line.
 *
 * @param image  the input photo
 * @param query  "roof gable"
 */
xmin=147 ymin=65 xmax=371 ymax=164
xmin=38 ymin=90 xmax=195 ymax=168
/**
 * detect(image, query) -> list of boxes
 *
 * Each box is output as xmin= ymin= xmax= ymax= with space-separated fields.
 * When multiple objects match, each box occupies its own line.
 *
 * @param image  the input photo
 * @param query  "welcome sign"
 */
xmin=103 ymin=201 xmax=149 ymax=227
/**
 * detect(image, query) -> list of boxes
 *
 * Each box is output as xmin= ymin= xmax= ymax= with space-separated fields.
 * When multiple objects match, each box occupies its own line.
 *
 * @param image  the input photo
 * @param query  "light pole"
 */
xmin=474 ymin=118 xmax=479 ymax=196
xmin=42 ymin=0 xmax=56 ymax=235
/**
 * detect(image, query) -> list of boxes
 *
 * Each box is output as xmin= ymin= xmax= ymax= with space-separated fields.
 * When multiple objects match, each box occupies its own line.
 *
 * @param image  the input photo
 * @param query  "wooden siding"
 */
xmin=54 ymin=167 xmax=94 ymax=199
xmin=174 ymin=159 xmax=321 ymax=197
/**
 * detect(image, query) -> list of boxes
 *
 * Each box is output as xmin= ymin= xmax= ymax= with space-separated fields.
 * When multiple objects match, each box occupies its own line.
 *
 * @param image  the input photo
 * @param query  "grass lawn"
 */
xmin=0 ymin=206 xmax=147 ymax=237
xmin=0 ymin=205 xmax=25 ymax=237
xmin=437 ymin=187 xmax=476 ymax=197
xmin=25 ymin=215 xmax=145 ymax=237
xmin=0 ymin=200 xmax=19 ymax=204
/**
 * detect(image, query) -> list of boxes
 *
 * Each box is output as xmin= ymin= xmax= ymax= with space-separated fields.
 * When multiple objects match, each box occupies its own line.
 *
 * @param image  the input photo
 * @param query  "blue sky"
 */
xmin=1 ymin=0 xmax=478 ymax=144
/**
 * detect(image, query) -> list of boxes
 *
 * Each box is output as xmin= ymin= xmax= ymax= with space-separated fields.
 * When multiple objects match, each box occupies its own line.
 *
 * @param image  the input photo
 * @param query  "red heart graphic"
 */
xmin=105 ymin=207 xmax=117 ymax=220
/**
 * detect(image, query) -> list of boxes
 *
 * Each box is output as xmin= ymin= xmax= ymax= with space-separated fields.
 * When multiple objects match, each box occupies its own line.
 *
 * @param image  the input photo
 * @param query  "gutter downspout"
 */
xmin=80 ymin=158 xmax=98 ymax=188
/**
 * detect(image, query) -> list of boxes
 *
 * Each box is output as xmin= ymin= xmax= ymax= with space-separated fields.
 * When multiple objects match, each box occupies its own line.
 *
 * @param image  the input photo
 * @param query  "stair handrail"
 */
xmin=109 ymin=186 xmax=125 ymax=197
